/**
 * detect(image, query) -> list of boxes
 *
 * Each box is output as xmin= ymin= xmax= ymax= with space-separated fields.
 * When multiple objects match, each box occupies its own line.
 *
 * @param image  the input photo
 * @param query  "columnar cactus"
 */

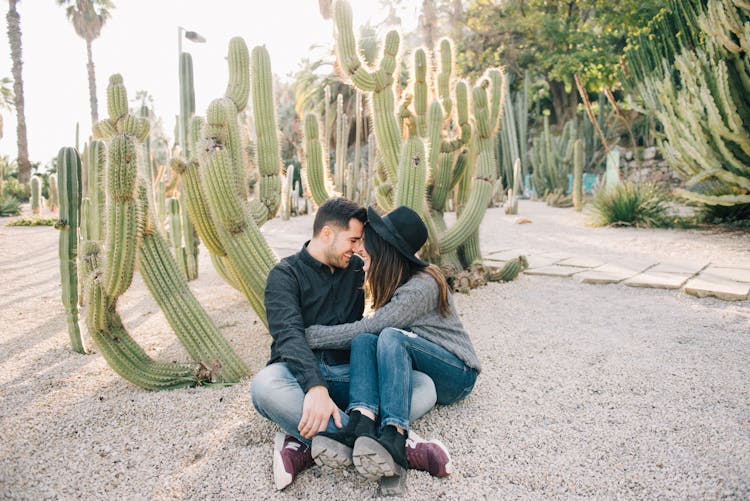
xmin=55 ymin=147 xmax=84 ymax=353
xmin=316 ymin=0 xmax=507 ymax=275
xmin=178 ymin=39 xmax=282 ymax=325
xmin=80 ymin=74 xmax=248 ymax=389
xmin=573 ymin=139 xmax=584 ymax=212
xmin=47 ymin=173 xmax=59 ymax=212
xmin=30 ymin=175 xmax=41 ymax=214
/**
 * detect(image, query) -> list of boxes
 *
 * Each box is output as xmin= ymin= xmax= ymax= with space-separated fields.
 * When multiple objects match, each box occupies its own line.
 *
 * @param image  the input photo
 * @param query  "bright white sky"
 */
xmin=1 ymin=1 xmax=420 ymax=166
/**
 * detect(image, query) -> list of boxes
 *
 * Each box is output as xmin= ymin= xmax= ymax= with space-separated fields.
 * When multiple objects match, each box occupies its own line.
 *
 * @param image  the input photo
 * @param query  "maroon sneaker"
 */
xmin=405 ymin=433 xmax=452 ymax=477
xmin=273 ymin=432 xmax=314 ymax=490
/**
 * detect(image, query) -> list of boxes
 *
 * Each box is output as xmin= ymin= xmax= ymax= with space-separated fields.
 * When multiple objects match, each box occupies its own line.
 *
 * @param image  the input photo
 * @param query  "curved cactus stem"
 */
xmin=138 ymin=225 xmax=248 ymax=383
xmin=56 ymin=147 xmax=84 ymax=353
xmin=225 ymin=37 xmax=250 ymax=112
xmin=303 ymin=113 xmax=338 ymax=207
xmin=251 ymin=45 xmax=282 ymax=222
xmin=209 ymin=253 xmax=244 ymax=292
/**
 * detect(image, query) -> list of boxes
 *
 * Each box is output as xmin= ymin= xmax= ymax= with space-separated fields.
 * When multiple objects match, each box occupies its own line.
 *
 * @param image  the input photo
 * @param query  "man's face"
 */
xmin=324 ymin=218 xmax=364 ymax=269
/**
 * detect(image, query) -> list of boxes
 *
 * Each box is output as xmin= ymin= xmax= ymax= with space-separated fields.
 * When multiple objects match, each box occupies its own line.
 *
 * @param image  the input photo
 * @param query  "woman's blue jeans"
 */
xmin=349 ymin=328 xmax=478 ymax=432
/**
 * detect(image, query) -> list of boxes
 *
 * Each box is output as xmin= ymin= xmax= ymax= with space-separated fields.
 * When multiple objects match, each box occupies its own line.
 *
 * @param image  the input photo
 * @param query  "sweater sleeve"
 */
xmin=305 ymin=275 xmax=438 ymax=350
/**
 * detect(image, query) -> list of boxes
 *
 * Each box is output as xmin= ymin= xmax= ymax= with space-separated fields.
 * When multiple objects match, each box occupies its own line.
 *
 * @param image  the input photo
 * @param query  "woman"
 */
xmin=305 ymin=205 xmax=481 ymax=480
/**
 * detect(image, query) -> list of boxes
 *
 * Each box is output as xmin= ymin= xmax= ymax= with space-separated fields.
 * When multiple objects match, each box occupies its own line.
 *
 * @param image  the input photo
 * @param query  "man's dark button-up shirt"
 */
xmin=264 ymin=242 xmax=365 ymax=392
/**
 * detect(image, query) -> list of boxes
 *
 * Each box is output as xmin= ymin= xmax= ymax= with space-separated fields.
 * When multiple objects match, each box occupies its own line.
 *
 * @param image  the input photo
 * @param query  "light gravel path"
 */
xmin=1 ymin=201 xmax=748 ymax=499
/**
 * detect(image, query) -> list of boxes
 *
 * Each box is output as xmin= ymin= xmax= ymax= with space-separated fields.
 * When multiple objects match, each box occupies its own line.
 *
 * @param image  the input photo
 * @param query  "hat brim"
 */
xmin=367 ymin=207 xmax=429 ymax=267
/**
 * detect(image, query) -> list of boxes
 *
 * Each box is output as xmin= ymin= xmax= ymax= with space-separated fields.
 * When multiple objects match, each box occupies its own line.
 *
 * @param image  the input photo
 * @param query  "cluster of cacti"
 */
xmin=304 ymin=0 xmax=508 ymax=275
xmin=70 ymin=73 xmax=249 ymax=389
xmin=497 ymin=73 xmax=529 ymax=197
xmin=530 ymin=115 xmax=577 ymax=206
xmin=622 ymin=0 xmax=750 ymax=207
xmin=54 ymin=147 xmax=84 ymax=353
xmin=175 ymin=38 xmax=282 ymax=325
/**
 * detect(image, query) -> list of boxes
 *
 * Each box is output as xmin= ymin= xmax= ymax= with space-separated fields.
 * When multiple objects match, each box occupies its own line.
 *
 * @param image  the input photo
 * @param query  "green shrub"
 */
xmin=2 ymin=177 xmax=30 ymax=202
xmin=7 ymin=216 xmax=56 ymax=226
xmin=0 ymin=193 xmax=21 ymax=217
xmin=590 ymin=181 xmax=671 ymax=228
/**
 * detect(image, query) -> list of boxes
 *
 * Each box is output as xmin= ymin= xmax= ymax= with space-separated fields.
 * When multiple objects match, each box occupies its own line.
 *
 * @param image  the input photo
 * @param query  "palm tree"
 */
xmin=57 ymin=0 xmax=114 ymax=125
xmin=6 ymin=0 xmax=30 ymax=184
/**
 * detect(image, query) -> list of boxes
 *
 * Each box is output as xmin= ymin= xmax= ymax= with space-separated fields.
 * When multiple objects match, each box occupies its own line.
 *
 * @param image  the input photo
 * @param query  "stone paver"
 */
xmin=624 ymin=271 xmax=693 ymax=290
xmin=482 ymin=248 xmax=747 ymax=302
xmin=575 ymin=270 xmax=630 ymax=284
xmin=557 ymin=256 xmax=606 ymax=268
xmin=525 ymin=255 xmax=562 ymax=269
xmin=524 ymin=265 xmax=587 ymax=277
xmin=649 ymin=262 xmax=708 ymax=274
xmin=699 ymin=266 xmax=750 ymax=284
xmin=683 ymin=277 xmax=750 ymax=301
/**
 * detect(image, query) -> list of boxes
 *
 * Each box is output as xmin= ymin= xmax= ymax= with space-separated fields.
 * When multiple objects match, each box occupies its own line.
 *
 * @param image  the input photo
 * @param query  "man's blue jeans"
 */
xmin=349 ymin=328 xmax=477 ymax=432
xmin=251 ymin=360 xmax=437 ymax=445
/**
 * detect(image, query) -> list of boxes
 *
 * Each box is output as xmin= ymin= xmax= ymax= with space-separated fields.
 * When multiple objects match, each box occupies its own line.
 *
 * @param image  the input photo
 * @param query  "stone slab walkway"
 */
xmin=486 ymin=248 xmax=750 ymax=301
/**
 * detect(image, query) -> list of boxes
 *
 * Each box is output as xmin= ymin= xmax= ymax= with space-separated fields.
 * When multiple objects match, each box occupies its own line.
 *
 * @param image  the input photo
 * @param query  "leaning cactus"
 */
xmin=55 ymin=147 xmax=84 ymax=353
xmin=78 ymin=74 xmax=248 ymax=389
xmin=178 ymin=39 xmax=281 ymax=325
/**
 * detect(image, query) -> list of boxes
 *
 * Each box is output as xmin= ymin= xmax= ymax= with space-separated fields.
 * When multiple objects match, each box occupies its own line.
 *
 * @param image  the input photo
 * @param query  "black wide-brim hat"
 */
xmin=367 ymin=205 xmax=429 ymax=267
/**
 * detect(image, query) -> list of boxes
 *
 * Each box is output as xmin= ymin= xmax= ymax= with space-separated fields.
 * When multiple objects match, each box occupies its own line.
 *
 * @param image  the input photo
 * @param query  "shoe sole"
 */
xmin=311 ymin=435 xmax=353 ymax=469
xmin=352 ymin=436 xmax=406 ymax=481
xmin=272 ymin=432 xmax=292 ymax=490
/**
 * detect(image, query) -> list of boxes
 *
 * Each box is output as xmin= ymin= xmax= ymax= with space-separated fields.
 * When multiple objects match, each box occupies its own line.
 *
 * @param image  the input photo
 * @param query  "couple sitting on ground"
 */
xmin=251 ymin=198 xmax=481 ymax=490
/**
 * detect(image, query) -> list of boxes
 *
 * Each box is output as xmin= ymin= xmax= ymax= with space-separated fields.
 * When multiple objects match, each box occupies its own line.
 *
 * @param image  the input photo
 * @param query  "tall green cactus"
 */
xmin=318 ymin=0 xmax=508 ymax=275
xmin=55 ymin=147 xmax=84 ymax=353
xmin=178 ymin=38 xmax=281 ymax=325
xmin=47 ymin=173 xmax=59 ymax=212
xmin=80 ymin=73 xmax=248 ymax=389
xmin=30 ymin=175 xmax=41 ymax=214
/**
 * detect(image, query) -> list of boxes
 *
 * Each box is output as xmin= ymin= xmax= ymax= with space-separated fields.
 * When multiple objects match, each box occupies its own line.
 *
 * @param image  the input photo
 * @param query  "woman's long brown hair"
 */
xmin=363 ymin=224 xmax=451 ymax=317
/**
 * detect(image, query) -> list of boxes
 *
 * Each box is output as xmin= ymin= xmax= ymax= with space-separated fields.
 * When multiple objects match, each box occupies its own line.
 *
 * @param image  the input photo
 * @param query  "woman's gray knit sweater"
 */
xmin=305 ymin=273 xmax=481 ymax=372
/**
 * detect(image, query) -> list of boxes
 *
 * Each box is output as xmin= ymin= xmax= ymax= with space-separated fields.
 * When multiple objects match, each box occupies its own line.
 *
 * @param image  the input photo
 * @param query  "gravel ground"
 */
xmin=1 ymin=201 xmax=749 ymax=499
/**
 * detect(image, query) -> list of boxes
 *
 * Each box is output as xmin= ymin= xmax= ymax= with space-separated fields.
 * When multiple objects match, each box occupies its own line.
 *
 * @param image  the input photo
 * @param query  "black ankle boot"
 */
xmin=311 ymin=410 xmax=376 ymax=469
xmin=352 ymin=425 xmax=408 ymax=480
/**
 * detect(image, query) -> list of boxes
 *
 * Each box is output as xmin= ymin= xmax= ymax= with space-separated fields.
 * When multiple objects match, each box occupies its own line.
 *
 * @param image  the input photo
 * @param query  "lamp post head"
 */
xmin=184 ymin=31 xmax=206 ymax=43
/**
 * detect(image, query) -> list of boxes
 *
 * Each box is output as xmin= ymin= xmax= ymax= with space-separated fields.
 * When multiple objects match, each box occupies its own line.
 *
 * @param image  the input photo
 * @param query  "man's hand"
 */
xmin=298 ymin=385 xmax=342 ymax=439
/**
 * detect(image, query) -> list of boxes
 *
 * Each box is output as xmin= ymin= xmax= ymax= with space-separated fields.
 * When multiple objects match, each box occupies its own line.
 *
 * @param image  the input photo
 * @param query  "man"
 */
xmin=252 ymin=198 xmax=449 ymax=490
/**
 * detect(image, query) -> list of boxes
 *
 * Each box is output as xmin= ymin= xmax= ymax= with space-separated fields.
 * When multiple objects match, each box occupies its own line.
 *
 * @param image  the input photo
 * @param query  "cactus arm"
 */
xmin=225 ymin=38 xmax=250 ymax=111
xmin=138 ymin=218 xmax=248 ymax=382
xmin=102 ymin=135 xmax=141 ymax=297
xmin=413 ymin=48 xmax=429 ymax=137
xmin=437 ymin=39 xmax=453 ymax=117
xmin=303 ymin=113 xmax=336 ymax=207
xmin=56 ymin=147 xmax=84 ymax=353
xmin=251 ymin=45 xmax=282 ymax=221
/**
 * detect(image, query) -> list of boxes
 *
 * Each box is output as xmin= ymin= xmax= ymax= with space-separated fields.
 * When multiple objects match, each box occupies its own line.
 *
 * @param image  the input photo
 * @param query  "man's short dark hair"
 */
xmin=313 ymin=198 xmax=367 ymax=236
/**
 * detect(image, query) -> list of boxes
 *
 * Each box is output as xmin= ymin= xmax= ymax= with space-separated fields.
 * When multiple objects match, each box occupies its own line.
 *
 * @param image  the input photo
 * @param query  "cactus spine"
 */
xmin=55 ymin=147 xmax=84 ymax=353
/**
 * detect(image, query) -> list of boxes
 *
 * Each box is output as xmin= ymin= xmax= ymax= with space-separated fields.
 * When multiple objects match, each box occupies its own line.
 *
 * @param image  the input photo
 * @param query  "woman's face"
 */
xmin=355 ymin=237 xmax=371 ymax=273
